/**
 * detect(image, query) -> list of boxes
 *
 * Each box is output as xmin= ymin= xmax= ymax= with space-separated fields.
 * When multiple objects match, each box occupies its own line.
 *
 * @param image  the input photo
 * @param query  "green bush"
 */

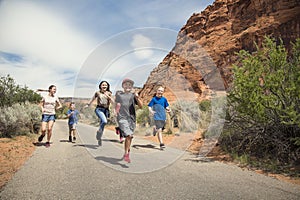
xmin=136 ymin=105 xmax=151 ymax=126
xmin=0 ymin=102 xmax=41 ymax=137
xmin=0 ymin=74 xmax=41 ymax=107
xmin=222 ymin=37 xmax=300 ymax=169
xmin=199 ymin=100 xmax=211 ymax=112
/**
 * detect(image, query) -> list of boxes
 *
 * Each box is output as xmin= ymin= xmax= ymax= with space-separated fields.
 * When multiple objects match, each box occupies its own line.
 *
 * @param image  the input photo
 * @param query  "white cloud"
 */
xmin=131 ymin=34 xmax=153 ymax=48
xmin=130 ymin=34 xmax=154 ymax=59
xmin=0 ymin=1 xmax=95 ymax=69
xmin=0 ymin=0 xmax=214 ymax=98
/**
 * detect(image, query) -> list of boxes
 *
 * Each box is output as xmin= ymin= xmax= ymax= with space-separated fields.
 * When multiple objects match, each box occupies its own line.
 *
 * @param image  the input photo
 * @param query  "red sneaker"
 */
xmin=123 ymin=153 xmax=131 ymax=163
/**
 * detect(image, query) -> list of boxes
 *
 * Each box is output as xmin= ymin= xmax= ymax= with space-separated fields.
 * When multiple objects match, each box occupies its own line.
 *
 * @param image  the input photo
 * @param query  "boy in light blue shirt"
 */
xmin=148 ymin=86 xmax=171 ymax=150
xmin=67 ymin=102 xmax=79 ymax=143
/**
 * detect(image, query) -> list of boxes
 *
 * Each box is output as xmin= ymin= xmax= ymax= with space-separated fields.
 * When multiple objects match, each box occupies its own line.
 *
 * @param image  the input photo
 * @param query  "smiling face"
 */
xmin=122 ymin=81 xmax=133 ymax=93
xmin=100 ymin=81 xmax=108 ymax=92
xmin=49 ymin=86 xmax=57 ymax=96
xmin=156 ymin=86 xmax=164 ymax=97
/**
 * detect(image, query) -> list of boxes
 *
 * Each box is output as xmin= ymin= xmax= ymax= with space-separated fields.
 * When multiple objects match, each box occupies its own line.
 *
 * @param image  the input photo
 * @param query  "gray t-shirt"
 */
xmin=115 ymin=91 xmax=137 ymax=121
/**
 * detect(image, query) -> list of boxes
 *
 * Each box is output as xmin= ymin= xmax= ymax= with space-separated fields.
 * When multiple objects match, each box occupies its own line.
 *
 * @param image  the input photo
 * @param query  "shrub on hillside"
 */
xmin=221 ymin=37 xmax=300 ymax=169
xmin=172 ymin=100 xmax=201 ymax=132
xmin=0 ymin=74 xmax=41 ymax=107
xmin=0 ymin=102 xmax=41 ymax=137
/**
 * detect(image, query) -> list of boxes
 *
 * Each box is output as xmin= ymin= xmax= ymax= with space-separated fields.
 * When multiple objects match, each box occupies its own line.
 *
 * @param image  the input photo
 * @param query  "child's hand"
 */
xmin=149 ymin=110 xmax=155 ymax=116
xmin=104 ymin=91 xmax=110 ymax=98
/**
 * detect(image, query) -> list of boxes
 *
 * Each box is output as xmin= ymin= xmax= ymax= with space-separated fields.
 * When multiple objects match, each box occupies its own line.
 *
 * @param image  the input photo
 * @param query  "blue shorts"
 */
xmin=68 ymin=123 xmax=77 ymax=130
xmin=42 ymin=114 xmax=56 ymax=122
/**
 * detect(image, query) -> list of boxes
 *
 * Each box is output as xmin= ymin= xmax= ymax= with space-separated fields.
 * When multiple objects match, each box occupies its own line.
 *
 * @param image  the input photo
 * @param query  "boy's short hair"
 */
xmin=70 ymin=102 xmax=75 ymax=106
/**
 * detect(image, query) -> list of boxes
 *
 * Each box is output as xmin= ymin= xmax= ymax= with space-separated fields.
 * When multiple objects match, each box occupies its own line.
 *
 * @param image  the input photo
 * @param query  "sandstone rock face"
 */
xmin=139 ymin=0 xmax=300 ymax=104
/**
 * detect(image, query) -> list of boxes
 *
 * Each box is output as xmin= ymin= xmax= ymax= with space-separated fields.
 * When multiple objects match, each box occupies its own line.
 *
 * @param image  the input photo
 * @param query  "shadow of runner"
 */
xmin=95 ymin=156 xmax=129 ymax=168
xmin=102 ymin=139 xmax=120 ymax=144
xmin=132 ymin=144 xmax=160 ymax=150
xmin=73 ymin=144 xmax=99 ymax=150
xmin=32 ymin=142 xmax=51 ymax=147
xmin=59 ymin=139 xmax=70 ymax=143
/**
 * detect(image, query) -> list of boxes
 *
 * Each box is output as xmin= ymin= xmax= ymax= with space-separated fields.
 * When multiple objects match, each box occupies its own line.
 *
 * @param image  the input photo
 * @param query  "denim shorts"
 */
xmin=42 ymin=114 xmax=56 ymax=122
xmin=69 ymin=123 xmax=77 ymax=130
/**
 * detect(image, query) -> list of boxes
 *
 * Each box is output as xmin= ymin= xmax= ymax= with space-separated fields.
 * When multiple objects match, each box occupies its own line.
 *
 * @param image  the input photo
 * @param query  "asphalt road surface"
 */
xmin=0 ymin=120 xmax=299 ymax=200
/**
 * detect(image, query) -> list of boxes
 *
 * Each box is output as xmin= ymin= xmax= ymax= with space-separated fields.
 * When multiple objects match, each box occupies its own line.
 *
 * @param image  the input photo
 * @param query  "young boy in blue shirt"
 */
xmin=148 ymin=86 xmax=171 ymax=150
xmin=67 ymin=102 xmax=79 ymax=143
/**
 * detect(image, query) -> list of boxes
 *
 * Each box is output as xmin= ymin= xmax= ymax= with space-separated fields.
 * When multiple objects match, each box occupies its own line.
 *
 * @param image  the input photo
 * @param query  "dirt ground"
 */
xmin=0 ymin=135 xmax=37 ymax=189
xmin=0 ymin=130 xmax=299 ymax=190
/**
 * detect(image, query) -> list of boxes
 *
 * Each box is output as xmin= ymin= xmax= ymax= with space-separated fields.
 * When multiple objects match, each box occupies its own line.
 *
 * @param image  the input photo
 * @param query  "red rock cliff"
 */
xmin=139 ymin=0 xmax=300 ymax=103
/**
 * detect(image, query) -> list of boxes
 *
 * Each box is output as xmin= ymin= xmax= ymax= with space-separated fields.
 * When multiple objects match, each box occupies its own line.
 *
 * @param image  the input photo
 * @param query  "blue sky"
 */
xmin=0 ymin=0 xmax=214 ymax=97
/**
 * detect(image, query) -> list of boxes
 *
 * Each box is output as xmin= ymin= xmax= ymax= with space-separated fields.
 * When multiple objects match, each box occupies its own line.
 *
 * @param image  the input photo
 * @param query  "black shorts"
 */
xmin=154 ymin=120 xmax=166 ymax=129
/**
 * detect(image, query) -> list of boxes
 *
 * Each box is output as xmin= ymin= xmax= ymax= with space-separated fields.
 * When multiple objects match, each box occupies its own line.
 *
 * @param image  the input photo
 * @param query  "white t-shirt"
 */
xmin=42 ymin=94 xmax=60 ymax=115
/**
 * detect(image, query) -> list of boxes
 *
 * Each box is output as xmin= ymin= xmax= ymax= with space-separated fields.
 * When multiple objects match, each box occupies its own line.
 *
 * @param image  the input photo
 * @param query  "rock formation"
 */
xmin=139 ymin=0 xmax=300 ymax=103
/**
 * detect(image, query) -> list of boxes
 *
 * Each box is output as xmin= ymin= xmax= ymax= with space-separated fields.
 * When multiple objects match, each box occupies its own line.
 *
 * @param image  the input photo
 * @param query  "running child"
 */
xmin=148 ymin=85 xmax=171 ymax=150
xmin=85 ymin=81 xmax=113 ymax=146
xmin=67 ymin=102 xmax=79 ymax=143
xmin=115 ymin=78 xmax=143 ymax=163
xmin=37 ymin=85 xmax=62 ymax=147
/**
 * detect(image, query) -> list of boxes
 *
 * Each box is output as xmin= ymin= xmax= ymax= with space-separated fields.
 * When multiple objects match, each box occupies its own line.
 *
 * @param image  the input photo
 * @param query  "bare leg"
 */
xmin=47 ymin=120 xmax=55 ymax=143
xmin=72 ymin=129 xmax=76 ymax=137
xmin=41 ymin=121 xmax=47 ymax=136
xmin=124 ymin=135 xmax=132 ymax=162
xmin=124 ymin=136 xmax=132 ymax=154
xmin=157 ymin=128 xmax=163 ymax=144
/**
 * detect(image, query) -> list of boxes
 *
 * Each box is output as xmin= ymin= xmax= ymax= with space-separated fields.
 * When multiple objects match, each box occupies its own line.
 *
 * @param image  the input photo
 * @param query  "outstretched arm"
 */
xmin=85 ymin=94 xmax=96 ymax=108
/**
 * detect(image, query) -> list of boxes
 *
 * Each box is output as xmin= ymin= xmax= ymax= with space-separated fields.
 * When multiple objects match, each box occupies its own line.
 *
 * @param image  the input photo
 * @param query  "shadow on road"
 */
xmin=73 ymin=144 xmax=99 ymax=150
xmin=102 ymin=139 xmax=121 ymax=144
xmin=132 ymin=144 xmax=160 ymax=150
xmin=59 ymin=139 xmax=71 ymax=143
xmin=32 ymin=142 xmax=51 ymax=147
xmin=95 ymin=156 xmax=129 ymax=168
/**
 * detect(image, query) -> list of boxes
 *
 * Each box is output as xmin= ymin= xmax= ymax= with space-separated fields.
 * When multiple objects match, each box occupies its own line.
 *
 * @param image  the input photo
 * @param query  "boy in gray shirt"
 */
xmin=115 ymin=78 xmax=143 ymax=163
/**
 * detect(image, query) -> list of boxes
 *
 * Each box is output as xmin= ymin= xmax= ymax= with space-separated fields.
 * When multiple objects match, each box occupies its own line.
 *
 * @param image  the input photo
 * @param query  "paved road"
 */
xmin=0 ymin=120 xmax=299 ymax=200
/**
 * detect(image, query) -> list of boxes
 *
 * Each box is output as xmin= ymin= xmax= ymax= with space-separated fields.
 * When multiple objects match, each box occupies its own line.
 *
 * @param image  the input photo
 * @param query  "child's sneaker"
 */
xmin=73 ymin=137 xmax=76 ymax=141
xmin=160 ymin=143 xmax=165 ymax=150
xmin=69 ymin=135 xmax=72 ymax=142
xmin=123 ymin=153 xmax=131 ymax=163
xmin=153 ymin=127 xmax=157 ymax=136
xmin=45 ymin=142 xmax=50 ymax=148
xmin=38 ymin=134 xmax=45 ymax=142
xmin=115 ymin=127 xmax=120 ymax=135
xmin=98 ymin=139 xmax=102 ymax=146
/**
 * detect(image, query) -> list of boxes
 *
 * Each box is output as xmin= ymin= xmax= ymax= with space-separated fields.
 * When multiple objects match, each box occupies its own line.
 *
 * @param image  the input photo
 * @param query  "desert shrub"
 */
xmin=221 ymin=37 xmax=300 ymax=169
xmin=199 ymin=100 xmax=211 ymax=112
xmin=136 ymin=105 xmax=151 ymax=127
xmin=171 ymin=100 xmax=201 ymax=132
xmin=0 ymin=102 xmax=41 ymax=137
xmin=56 ymin=104 xmax=69 ymax=119
xmin=0 ymin=74 xmax=41 ymax=107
